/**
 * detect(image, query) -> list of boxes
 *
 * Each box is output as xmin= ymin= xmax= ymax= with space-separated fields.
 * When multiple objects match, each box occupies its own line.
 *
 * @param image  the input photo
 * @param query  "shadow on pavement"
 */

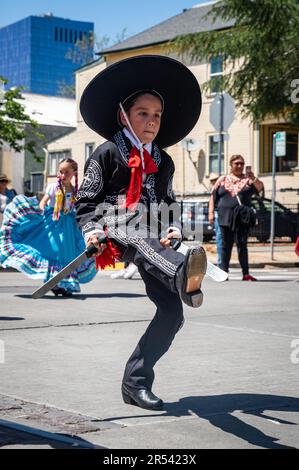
xmin=0 ymin=423 xmax=106 ymax=449
xmin=228 ymin=279 xmax=293 ymax=283
xmin=105 ymin=393 xmax=299 ymax=449
xmin=15 ymin=293 xmax=147 ymax=300
xmin=164 ymin=393 xmax=298 ymax=449
xmin=0 ymin=317 xmax=24 ymax=321
xmin=252 ymin=280 xmax=295 ymax=283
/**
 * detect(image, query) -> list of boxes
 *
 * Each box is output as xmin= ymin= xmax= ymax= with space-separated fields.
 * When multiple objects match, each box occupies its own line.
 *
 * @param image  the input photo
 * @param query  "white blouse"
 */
xmin=46 ymin=183 xmax=74 ymax=211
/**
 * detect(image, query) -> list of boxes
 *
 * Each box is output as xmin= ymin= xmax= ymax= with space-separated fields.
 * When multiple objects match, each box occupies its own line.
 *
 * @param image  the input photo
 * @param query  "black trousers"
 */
xmin=107 ymin=226 xmax=186 ymax=392
xmin=220 ymin=224 xmax=249 ymax=275
xmin=122 ymin=264 xmax=184 ymax=391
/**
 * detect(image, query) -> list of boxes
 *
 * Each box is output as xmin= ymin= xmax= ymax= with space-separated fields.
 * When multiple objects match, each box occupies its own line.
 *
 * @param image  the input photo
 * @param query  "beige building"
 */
xmin=46 ymin=59 xmax=107 ymax=186
xmin=46 ymin=2 xmax=299 ymax=208
xmin=0 ymin=93 xmax=76 ymax=194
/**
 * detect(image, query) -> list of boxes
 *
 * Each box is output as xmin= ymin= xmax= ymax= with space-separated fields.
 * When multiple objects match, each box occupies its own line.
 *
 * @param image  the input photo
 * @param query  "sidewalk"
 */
xmin=1 ymin=244 xmax=298 ymax=274
xmin=204 ymin=242 xmax=299 ymax=268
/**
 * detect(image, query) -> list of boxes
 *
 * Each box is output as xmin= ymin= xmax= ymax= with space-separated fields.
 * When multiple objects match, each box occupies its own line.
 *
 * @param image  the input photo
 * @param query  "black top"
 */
xmin=215 ymin=179 xmax=256 ymax=227
xmin=75 ymin=131 xmax=181 ymax=240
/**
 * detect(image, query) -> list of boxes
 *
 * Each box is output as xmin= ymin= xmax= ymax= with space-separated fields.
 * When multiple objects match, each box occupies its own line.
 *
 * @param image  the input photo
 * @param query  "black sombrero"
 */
xmin=80 ymin=55 xmax=202 ymax=149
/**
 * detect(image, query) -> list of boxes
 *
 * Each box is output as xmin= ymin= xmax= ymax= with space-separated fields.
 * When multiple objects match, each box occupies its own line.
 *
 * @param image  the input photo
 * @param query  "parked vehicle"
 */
xmin=249 ymin=196 xmax=298 ymax=242
xmin=180 ymin=196 xmax=298 ymax=243
xmin=180 ymin=200 xmax=214 ymax=242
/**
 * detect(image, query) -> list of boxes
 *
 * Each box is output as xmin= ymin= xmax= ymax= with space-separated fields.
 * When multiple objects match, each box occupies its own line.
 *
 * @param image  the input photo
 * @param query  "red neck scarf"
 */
xmin=125 ymin=146 xmax=158 ymax=210
xmin=95 ymin=146 xmax=158 ymax=270
xmin=95 ymin=228 xmax=122 ymax=270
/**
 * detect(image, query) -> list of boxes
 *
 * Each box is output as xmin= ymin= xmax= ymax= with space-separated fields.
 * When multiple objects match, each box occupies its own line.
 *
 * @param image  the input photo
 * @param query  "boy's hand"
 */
xmin=87 ymin=234 xmax=107 ymax=257
xmin=160 ymin=231 xmax=180 ymax=248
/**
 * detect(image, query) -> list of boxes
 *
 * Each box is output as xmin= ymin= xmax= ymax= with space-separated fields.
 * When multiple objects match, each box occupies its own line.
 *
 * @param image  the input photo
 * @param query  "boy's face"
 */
xmin=121 ymin=94 xmax=162 ymax=144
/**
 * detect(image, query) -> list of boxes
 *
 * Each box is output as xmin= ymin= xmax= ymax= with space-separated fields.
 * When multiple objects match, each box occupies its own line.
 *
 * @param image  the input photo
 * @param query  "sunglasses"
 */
xmin=233 ymin=162 xmax=244 ymax=166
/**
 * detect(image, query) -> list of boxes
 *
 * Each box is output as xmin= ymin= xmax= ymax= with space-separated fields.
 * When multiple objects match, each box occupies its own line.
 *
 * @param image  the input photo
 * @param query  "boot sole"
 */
xmin=186 ymin=248 xmax=207 ymax=293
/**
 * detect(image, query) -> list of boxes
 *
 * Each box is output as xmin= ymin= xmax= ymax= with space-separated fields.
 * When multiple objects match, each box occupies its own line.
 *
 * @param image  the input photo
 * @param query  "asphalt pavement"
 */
xmin=0 ymin=258 xmax=298 ymax=450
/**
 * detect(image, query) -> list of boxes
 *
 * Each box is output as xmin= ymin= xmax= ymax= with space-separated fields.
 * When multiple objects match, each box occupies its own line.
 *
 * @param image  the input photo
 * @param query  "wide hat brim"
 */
xmin=80 ymin=55 xmax=202 ymax=149
xmin=0 ymin=175 xmax=11 ymax=183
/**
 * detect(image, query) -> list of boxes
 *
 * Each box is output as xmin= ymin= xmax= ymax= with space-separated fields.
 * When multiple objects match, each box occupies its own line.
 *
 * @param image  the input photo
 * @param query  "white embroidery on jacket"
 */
xmin=77 ymin=159 xmax=103 ymax=200
xmin=167 ymin=174 xmax=175 ymax=199
xmin=108 ymin=227 xmax=177 ymax=277
xmin=113 ymin=131 xmax=130 ymax=165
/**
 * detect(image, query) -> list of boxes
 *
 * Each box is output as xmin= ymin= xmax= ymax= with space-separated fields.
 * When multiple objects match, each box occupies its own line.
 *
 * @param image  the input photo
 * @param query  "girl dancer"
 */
xmin=0 ymin=158 xmax=97 ymax=296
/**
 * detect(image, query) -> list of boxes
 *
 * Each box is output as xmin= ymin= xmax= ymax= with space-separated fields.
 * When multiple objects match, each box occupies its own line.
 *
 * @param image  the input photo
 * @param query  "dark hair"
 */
xmin=122 ymin=89 xmax=164 ymax=114
xmin=58 ymin=158 xmax=78 ymax=195
xmin=118 ymin=89 xmax=164 ymax=128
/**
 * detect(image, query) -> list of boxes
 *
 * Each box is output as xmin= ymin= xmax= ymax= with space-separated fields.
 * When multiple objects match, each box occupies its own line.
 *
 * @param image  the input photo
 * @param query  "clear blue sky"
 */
xmin=1 ymin=0 xmax=206 ymax=44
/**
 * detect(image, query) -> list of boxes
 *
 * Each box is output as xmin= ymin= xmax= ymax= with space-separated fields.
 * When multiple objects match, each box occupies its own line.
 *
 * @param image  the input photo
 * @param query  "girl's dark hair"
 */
xmin=58 ymin=158 xmax=78 ymax=195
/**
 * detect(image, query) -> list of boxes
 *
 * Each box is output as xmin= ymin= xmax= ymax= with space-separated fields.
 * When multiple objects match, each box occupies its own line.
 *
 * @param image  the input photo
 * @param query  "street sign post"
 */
xmin=275 ymin=131 xmax=286 ymax=157
xmin=270 ymin=131 xmax=286 ymax=260
xmin=270 ymin=133 xmax=276 ymax=260
xmin=209 ymin=92 xmax=235 ymax=175
xmin=213 ymin=134 xmax=230 ymax=142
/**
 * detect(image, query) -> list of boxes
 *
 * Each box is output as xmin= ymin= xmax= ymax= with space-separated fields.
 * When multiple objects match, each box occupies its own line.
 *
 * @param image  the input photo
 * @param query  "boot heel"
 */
xmin=122 ymin=392 xmax=135 ymax=405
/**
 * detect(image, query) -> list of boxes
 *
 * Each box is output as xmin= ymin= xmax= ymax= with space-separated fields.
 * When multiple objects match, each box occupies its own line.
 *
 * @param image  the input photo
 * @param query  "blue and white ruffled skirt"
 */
xmin=0 ymin=195 xmax=97 ymax=293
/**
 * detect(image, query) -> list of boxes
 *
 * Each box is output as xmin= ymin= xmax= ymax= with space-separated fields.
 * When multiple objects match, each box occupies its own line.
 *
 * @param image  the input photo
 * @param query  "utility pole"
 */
xmin=270 ymin=133 xmax=276 ymax=260
xmin=218 ymin=93 xmax=224 ymax=175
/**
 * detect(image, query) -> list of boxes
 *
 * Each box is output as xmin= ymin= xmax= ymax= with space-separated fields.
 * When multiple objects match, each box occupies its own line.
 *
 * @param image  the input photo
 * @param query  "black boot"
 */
xmin=122 ymin=384 xmax=163 ymax=411
xmin=175 ymin=247 xmax=207 ymax=308
xmin=51 ymin=287 xmax=71 ymax=297
xmin=51 ymin=287 xmax=63 ymax=297
xmin=62 ymin=290 xmax=73 ymax=297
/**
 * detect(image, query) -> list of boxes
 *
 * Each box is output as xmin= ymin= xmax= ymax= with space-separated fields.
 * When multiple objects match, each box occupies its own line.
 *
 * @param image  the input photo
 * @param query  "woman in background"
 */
xmin=210 ymin=155 xmax=264 ymax=281
xmin=0 ymin=174 xmax=17 ymax=227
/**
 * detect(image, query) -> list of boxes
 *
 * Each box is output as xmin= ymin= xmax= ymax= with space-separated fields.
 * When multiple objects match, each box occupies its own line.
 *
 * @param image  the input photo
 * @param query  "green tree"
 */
xmin=172 ymin=0 xmax=299 ymax=125
xmin=65 ymin=32 xmax=96 ymax=66
xmin=0 ymin=77 xmax=44 ymax=159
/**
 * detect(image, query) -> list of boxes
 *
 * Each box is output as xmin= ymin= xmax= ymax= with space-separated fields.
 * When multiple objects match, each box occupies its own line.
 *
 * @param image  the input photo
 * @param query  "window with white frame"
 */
xmin=209 ymin=135 xmax=224 ymax=174
xmin=30 ymin=173 xmax=44 ymax=192
xmin=85 ymin=143 xmax=95 ymax=161
xmin=48 ymin=150 xmax=71 ymax=175
xmin=210 ymin=56 xmax=223 ymax=94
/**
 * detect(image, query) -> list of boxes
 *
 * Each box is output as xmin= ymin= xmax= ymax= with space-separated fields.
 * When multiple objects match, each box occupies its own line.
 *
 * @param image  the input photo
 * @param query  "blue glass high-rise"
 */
xmin=0 ymin=14 xmax=94 ymax=96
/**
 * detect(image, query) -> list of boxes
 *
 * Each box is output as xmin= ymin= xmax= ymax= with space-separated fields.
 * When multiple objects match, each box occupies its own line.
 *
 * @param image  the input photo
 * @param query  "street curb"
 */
xmin=1 ymin=263 xmax=299 ymax=274
xmin=233 ymin=262 xmax=299 ymax=268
